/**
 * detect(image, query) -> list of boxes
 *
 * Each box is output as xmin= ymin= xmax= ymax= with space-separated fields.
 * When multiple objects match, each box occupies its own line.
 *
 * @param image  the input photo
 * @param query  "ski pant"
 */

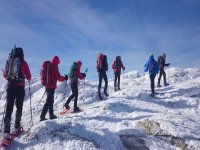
xmin=65 ymin=83 xmax=78 ymax=109
xmin=40 ymin=88 xmax=55 ymax=119
xmin=150 ymin=74 xmax=156 ymax=95
xmin=98 ymin=71 xmax=108 ymax=97
xmin=158 ymin=68 xmax=166 ymax=85
xmin=114 ymin=72 xmax=121 ymax=89
xmin=4 ymin=84 xmax=25 ymax=133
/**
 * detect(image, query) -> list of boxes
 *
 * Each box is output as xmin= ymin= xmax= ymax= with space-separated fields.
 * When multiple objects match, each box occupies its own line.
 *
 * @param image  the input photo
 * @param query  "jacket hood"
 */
xmin=52 ymin=56 xmax=60 ymax=65
xmin=76 ymin=61 xmax=82 ymax=68
xmin=149 ymin=55 xmax=155 ymax=62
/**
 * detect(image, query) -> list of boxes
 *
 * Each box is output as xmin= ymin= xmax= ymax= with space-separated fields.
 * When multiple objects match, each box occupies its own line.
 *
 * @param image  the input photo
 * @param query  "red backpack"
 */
xmin=40 ymin=61 xmax=54 ymax=86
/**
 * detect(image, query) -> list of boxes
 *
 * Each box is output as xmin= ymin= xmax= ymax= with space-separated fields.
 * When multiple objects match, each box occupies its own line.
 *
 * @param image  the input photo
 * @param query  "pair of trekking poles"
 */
xmin=0 ymin=82 xmax=33 ymax=132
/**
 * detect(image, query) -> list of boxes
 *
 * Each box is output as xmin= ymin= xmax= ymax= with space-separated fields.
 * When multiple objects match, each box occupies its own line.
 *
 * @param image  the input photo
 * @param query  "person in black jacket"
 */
xmin=157 ymin=53 xmax=170 ymax=87
xmin=97 ymin=53 xmax=108 ymax=100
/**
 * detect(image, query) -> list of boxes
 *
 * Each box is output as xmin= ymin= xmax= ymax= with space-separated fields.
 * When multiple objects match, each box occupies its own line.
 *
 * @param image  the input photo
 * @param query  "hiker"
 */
xmin=97 ymin=53 xmax=109 ymax=100
xmin=2 ymin=47 xmax=31 ymax=140
xmin=40 ymin=56 xmax=67 ymax=121
xmin=144 ymin=53 xmax=159 ymax=97
xmin=157 ymin=53 xmax=170 ymax=87
xmin=63 ymin=61 xmax=86 ymax=112
xmin=112 ymin=56 xmax=125 ymax=91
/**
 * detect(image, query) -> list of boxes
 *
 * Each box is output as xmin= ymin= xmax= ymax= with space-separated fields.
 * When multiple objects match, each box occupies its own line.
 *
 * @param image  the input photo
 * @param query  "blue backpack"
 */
xmin=149 ymin=61 xmax=156 ymax=74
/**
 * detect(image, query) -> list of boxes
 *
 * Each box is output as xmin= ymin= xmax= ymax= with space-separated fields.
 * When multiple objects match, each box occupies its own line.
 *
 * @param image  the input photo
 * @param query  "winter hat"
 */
xmin=150 ymin=53 xmax=154 ymax=57
xmin=77 ymin=61 xmax=82 ymax=68
xmin=52 ymin=56 xmax=60 ymax=65
xmin=163 ymin=53 xmax=166 ymax=57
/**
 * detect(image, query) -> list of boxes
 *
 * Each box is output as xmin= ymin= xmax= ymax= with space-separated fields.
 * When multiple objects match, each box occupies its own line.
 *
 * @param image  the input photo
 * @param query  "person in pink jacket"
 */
xmin=112 ymin=56 xmax=125 ymax=91
xmin=40 ymin=56 xmax=67 ymax=121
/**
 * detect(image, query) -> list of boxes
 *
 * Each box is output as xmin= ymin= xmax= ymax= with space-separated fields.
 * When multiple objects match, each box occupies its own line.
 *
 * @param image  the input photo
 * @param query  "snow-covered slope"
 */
xmin=0 ymin=67 xmax=200 ymax=150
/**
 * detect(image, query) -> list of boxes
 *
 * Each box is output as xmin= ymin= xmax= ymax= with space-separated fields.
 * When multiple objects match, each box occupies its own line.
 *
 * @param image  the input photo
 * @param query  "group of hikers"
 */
xmin=1 ymin=46 xmax=169 ymax=142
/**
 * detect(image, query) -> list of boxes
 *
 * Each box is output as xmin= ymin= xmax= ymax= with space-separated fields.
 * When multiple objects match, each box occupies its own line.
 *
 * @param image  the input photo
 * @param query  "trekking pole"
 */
xmin=0 ymin=100 xmax=7 ymax=133
xmin=63 ymin=81 xmax=67 ymax=107
xmin=28 ymin=81 xmax=33 ymax=127
xmin=122 ymin=70 xmax=125 ymax=89
xmin=82 ymin=68 xmax=88 ymax=102
xmin=84 ymin=68 xmax=88 ymax=88
xmin=40 ymin=89 xmax=46 ymax=102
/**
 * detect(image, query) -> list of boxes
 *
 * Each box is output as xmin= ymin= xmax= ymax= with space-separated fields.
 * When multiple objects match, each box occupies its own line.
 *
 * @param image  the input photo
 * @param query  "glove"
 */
xmin=167 ymin=63 xmax=170 ymax=67
xmin=81 ymin=73 xmax=86 ymax=78
xmin=64 ymin=75 xmax=68 ymax=80
xmin=123 ymin=67 xmax=125 ymax=70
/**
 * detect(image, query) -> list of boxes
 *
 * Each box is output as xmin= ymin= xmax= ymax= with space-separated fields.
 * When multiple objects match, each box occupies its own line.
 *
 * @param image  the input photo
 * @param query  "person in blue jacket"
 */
xmin=144 ymin=53 xmax=159 ymax=97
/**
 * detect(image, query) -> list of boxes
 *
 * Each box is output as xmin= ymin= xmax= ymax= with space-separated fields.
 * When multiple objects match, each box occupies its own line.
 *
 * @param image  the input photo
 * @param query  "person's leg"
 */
xmin=117 ymin=72 xmax=121 ymax=90
xmin=15 ymin=86 xmax=25 ymax=129
xmin=163 ymin=70 xmax=167 ymax=85
xmin=48 ymin=89 xmax=56 ymax=118
xmin=40 ymin=88 xmax=52 ymax=119
xmin=158 ymin=68 xmax=163 ymax=86
xmin=98 ymin=73 xmax=103 ymax=98
xmin=64 ymin=83 xmax=75 ymax=108
xmin=150 ymin=74 xmax=156 ymax=96
xmin=4 ymin=85 xmax=16 ymax=134
xmin=72 ymin=83 xmax=79 ymax=111
xmin=103 ymin=72 xmax=108 ymax=96
xmin=114 ymin=73 xmax=117 ymax=90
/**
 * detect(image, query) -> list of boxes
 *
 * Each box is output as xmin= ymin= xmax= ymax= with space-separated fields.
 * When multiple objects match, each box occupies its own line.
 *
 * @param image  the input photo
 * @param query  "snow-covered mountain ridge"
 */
xmin=0 ymin=67 xmax=200 ymax=150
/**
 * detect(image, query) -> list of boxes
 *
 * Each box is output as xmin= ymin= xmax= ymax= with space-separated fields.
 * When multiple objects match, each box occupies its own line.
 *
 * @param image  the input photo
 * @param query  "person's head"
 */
xmin=52 ymin=56 xmax=60 ymax=65
xmin=163 ymin=53 xmax=166 ymax=58
xmin=149 ymin=53 xmax=154 ymax=61
xmin=116 ymin=56 xmax=121 ymax=61
xmin=76 ymin=60 xmax=82 ymax=68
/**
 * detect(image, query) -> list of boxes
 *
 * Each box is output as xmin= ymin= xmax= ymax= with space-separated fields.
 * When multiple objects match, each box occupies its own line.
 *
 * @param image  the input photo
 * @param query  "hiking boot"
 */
xmin=73 ymin=107 xmax=80 ymax=112
xmin=150 ymin=93 xmax=155 ymax=97
xmin=99 ymin=95 xmax=103 ymax=100
xmin=118 ymin=87 xmax=121 ymax=90
xmin=164 ymin=83 xmax=169 ymax=86
xmin=14 ymin=126 xmax=23 ymax=134
xmin=104 ymin=91 xmax=109 ymax=97
xmin=114 ymin=88 xmax=117 ymax=91
xmin=40 ymin=117 xmax=47 ymax=122
xmin=50 ymin=115 xmax=57 ymax=120
xmin=157 ymin=84 xmax=162 ymax=87
xmin=64 ymin=104 xmax=70 ymax=110
xmin=3 ymin=133 xmax=11 ymax=140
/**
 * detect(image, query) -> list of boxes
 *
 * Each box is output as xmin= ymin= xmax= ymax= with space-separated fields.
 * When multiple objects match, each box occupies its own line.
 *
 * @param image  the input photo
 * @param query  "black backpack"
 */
xmin=4 ymin=47 xmax=24 ymax=82
xmin=68 ymin=62 xmax=78 ymax=82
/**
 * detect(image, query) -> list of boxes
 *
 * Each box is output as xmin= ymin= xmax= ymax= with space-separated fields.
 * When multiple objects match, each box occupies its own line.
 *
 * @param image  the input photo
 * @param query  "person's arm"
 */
xmin=55 ymin=66 xmax=65 ymax=82
xmin=24 ymin=61 xmax=32 ymax=81
xmin=144 ymin=62 xmax=149 ymax=72
xmin=77 ymin=68 xmax=84 ymax=80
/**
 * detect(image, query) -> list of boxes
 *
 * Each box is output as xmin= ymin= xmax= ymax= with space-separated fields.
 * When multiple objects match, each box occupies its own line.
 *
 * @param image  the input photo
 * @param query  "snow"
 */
xmin=0 ymin=67 xmax=200 ymax=150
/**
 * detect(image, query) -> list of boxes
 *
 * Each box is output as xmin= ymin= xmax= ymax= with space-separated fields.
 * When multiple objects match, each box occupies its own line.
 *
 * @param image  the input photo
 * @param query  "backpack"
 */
xmin=40 ymin=61 xmax=54 ymax=86
xmin=149 ymin=61 xmax=156 ymax=74
xmin=68 ymin=62 xmax=78 ymax=81
xmin=4 ymin=47 xmax=24 ymax=82
xmin=96 ymin=53 xmax=104 ymax=70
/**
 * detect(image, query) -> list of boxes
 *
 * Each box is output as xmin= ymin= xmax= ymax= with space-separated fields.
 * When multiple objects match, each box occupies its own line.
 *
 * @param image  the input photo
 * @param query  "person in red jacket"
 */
xmin=112 ymin=56 xmax=125 ymax=91
xmin=2 ymin=47 xmax=31 ymax=140
xmin=64 ymin=61 xmax=86 ymax=112
xmin=40 ymin=56 xmax=67 ymax=121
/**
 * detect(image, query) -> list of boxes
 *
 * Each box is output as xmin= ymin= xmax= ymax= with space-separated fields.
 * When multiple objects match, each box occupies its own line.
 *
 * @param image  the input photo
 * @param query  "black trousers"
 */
xmin=98 ymin=71 xmax=108 ymax=97
xmin=4 ymin=84 xmax=25 ymax=133
xmin=158 ymin=68 xmax=166 ymax=85
xmin=150 ymin=74 xmax=156 ymax=95
xmin=40 ymin=88 xmax=55 ymax=118
xmin=114 ymin=72 xmax=121 ymax=88
xmin=65 ymin=83 xmax=78 ymax=109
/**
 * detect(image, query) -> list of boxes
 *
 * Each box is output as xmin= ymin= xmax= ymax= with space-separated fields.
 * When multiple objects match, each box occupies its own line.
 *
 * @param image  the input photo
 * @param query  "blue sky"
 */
xmin=0 ymin=0 xmax=200 ymax=81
